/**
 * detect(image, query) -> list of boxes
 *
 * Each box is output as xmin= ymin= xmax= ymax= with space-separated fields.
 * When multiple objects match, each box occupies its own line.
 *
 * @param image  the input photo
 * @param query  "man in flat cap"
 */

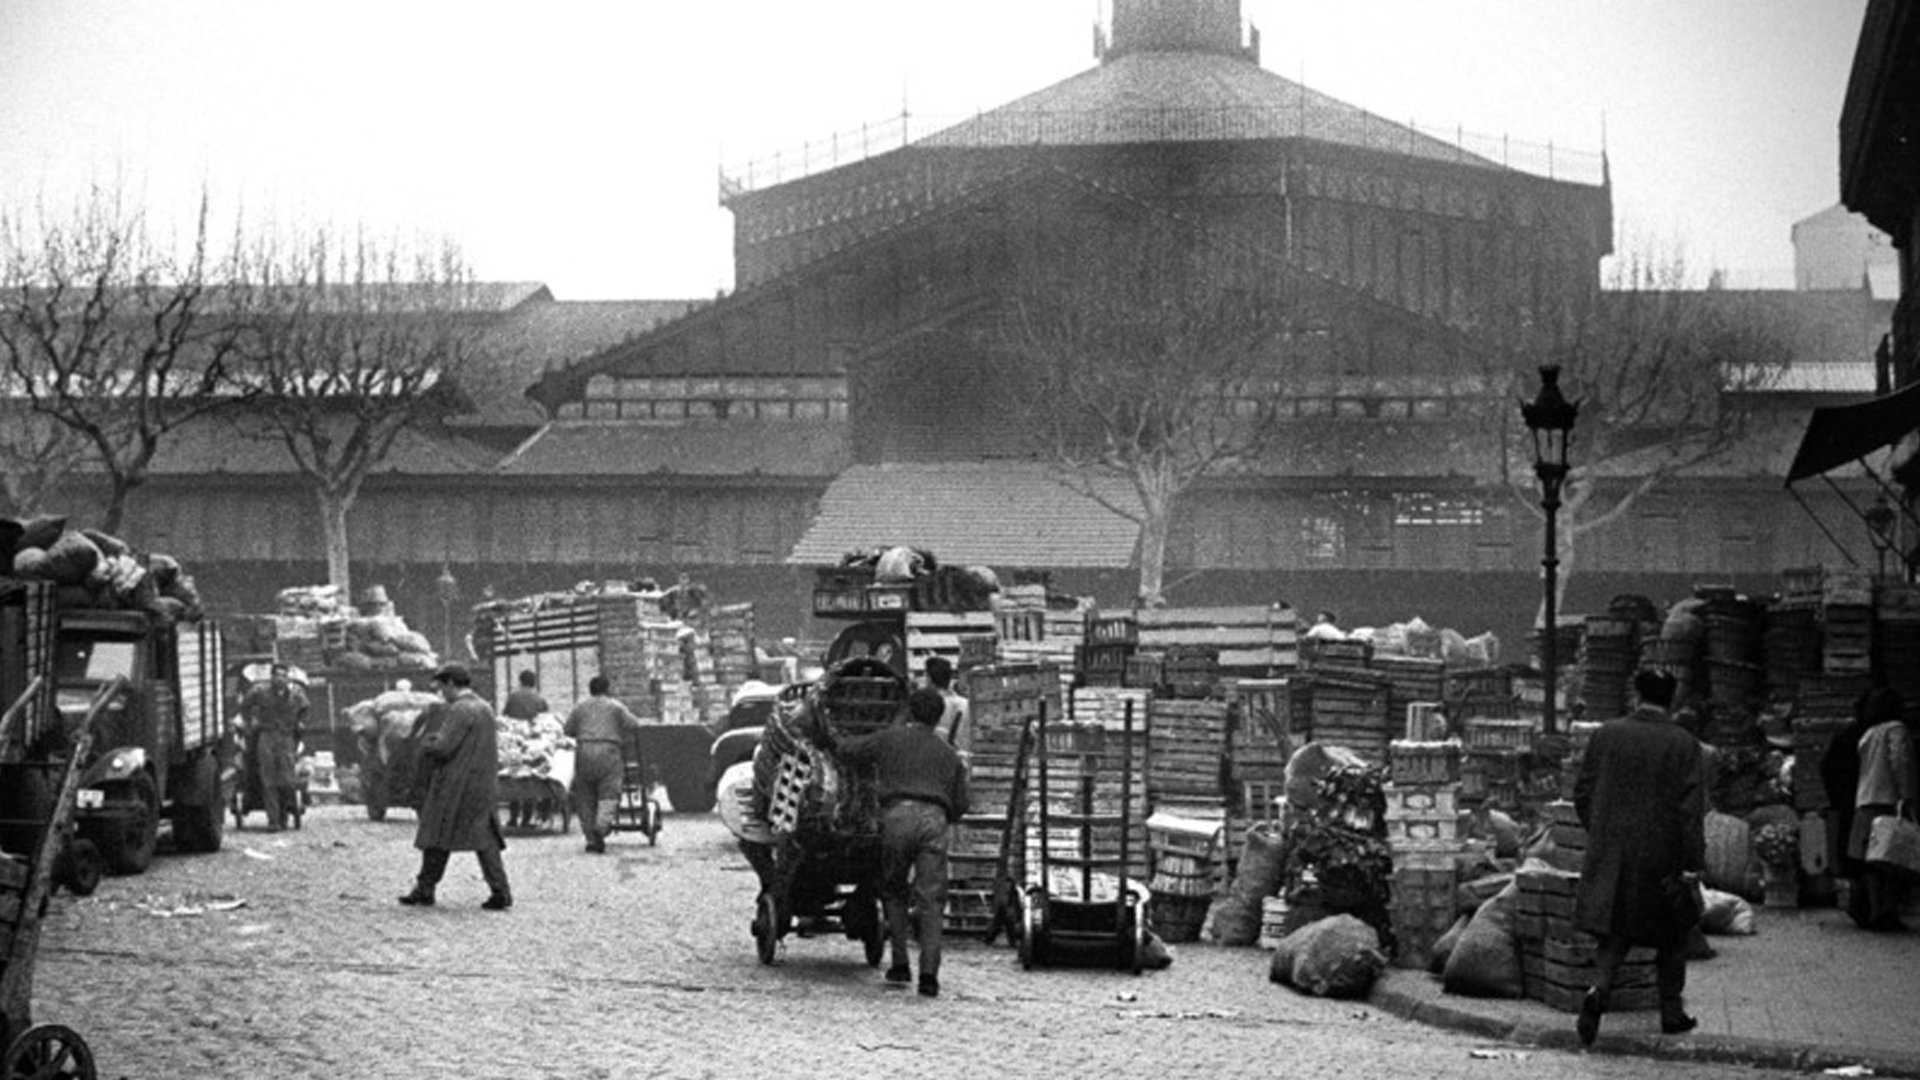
xmin=399 ymin=663 xmax=513 ymax=910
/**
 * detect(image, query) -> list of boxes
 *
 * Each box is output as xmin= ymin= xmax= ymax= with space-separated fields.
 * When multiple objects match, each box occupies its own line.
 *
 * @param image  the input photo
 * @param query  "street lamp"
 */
xmin=1521 ymin=364 xmax=1579 ymax=736
xmin=1865 ymin=496 xmax=1896 ymax=580
xmin=435 ymin=564 xmax=459 ymax=661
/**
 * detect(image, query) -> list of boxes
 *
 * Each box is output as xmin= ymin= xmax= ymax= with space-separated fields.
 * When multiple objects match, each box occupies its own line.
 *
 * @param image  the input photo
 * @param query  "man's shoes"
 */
xmin=884 ymin=965 xmax=912 ymax=985
xmin=1576 ymin=988 xmax=1603 ymax=1046
xmin=917 ymin=974 xmax=939 ymax=998
xmin=482 ymin=894 xmax=512 ymax=911
xmin=1660 ymin=1012 xmax=1698 ymax=1036
xmin=397 ymin=888 xmax=435 ymax=907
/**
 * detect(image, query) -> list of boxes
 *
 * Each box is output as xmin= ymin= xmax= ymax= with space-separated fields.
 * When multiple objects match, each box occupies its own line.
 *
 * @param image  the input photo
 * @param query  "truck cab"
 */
xmin=53 ymin=609 xmax=229 ymax=873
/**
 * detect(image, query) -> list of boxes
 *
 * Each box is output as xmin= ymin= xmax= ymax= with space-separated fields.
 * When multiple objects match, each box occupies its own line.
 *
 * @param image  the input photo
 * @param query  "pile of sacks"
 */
xmin=1307 ymin=614 xmax=1500 ymax=668
xmin=327 ymin=615 xmax=438 ymax=673
xmin=3 ymin=514 xmax=203 ymax=622
xmin=344 ymin=683 xmax=442 ymax=763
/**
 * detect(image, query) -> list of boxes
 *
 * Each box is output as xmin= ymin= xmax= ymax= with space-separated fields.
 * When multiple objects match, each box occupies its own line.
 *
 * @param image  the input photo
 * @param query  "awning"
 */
xmin=1785 ymin=379 xmax=1920 ymax=483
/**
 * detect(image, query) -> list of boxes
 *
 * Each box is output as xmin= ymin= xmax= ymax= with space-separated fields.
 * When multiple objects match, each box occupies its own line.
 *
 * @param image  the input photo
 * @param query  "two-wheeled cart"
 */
xmin=742 ymin=659 xmax=902 ymax=967
xmin=1019 ymin=697 xmax=1147 ymax=974
xmin=0 ymin=676 xmax=126 ymax=1080
xmin=606 ymin=730 xmax=662 ymax=845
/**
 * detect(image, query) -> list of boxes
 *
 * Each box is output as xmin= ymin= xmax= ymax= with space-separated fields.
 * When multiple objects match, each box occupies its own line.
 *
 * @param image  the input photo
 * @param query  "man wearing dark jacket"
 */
xmin=399 ymin=664 xmax=512 ymax=910
xmin=837 ymin=687 xmax=970 ymax=998
xmin=1573 ymin=667 xmax=1705 ymax=1044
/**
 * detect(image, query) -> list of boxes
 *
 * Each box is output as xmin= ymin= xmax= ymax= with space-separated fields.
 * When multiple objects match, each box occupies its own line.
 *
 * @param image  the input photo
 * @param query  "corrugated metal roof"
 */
xmin=496 ymin=420 xmax=849 ymax=478
xmin=787 ymin=462 xmax=1141 ymax=568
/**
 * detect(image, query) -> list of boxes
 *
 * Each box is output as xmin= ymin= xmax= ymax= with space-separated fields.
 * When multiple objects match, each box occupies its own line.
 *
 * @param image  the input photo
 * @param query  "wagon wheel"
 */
xmin=847 ymin=888 xmax=886 ymax=967
xmin=1121 ymin=900 xmax=1145 ymax=976
xmin=753 ymin=891 xmax=782 ymax=965
xmin=1019 ymin=890 xmax=1046 ymax=971
xmin=3 ymin=1023 xmax=97 ymax=1080
xmin=642 ymin=800 xmax=662 ymax=846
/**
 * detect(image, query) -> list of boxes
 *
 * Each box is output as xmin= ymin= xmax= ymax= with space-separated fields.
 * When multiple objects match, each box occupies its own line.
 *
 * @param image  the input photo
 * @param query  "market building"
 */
xmin=6 ymin=0 xmax=1895 ymax=655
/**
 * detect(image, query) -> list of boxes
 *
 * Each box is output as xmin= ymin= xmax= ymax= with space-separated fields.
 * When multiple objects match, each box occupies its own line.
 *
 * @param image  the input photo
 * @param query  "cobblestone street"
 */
xmin=19 ymin=806 xmax=1813 ymax=1080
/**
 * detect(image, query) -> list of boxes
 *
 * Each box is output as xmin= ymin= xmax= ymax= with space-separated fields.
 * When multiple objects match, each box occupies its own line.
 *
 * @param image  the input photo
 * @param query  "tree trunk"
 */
xmin=1135 ymin=484 xmax=1172 ymax=608
xmin=319 ymin=489 xmax=354 ymax=601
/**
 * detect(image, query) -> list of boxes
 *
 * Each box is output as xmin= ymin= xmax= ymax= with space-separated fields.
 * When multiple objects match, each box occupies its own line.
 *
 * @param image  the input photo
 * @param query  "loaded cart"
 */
xmin=0 ymin=677 xmax=125 ymax=1080
xmin=739 ymin=659 xmax=905 ymax=966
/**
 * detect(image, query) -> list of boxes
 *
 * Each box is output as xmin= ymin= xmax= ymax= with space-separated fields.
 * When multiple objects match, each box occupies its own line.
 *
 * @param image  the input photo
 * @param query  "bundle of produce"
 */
xmin=328 ymin=613 xmax=438 ymax=671
xmin=277 ymin=584 xmax=351 ymax=618
xmin=497 ymin=712 xmax=571 ymax=777
xmin=1276 ymin=752 xmax=1394 ymax=944
xmin=6 ymin=520 xmax=204 ymax=621
xmin=346 ymin=685 xmax=442 ymax=750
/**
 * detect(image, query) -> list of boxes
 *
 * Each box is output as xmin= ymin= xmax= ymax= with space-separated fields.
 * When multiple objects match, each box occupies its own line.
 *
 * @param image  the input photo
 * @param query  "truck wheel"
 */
xmin=56 ymin=838 xmax=102 ymax=897
xmin=172 ymin=759 xmax=226 ymax=854
xmin=97 ymin=773 xmax=159 ymax=876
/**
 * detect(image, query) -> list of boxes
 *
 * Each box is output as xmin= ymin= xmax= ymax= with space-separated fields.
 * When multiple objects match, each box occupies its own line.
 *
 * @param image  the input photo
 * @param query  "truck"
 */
xmin=2 ymin=579 xmax=230 ymax=875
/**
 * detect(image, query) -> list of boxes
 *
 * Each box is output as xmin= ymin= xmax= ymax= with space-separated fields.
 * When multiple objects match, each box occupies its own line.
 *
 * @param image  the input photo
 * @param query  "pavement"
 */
xmin=1367 ymin=899 xmax=1920 ymax=1078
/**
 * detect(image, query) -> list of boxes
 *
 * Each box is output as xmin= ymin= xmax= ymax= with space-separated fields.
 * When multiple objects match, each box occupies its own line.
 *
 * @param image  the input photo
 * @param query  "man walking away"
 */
xmin=1572 ymin=667 xmax=1704 ymax=1044
xmin=399 ymin=664 xmax=512 ymax=910
xmin=564 ymin=674 xmax=647 ymax=854
xmin=836 ymin=687 xmax=970 ymax=998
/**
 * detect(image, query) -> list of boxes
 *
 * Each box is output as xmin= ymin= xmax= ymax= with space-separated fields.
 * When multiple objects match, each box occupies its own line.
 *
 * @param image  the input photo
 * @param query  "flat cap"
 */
xmin=431 ymin=662 xmax=472 ymax=686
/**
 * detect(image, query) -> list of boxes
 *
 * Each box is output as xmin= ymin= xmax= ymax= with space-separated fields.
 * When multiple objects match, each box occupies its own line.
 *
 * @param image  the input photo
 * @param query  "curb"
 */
xmin=1369 ymin=984 xmax=1920 ymax=1079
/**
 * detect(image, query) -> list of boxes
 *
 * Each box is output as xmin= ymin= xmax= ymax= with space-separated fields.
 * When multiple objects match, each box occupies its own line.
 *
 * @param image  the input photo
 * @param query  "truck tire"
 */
xmin=96 ymin=773 xmax=159 ymax=875
xmin=172 ymin=756 xmax=226 ymax=854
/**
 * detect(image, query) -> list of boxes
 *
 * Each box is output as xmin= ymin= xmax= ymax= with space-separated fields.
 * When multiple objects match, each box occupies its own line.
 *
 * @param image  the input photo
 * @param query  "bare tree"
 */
xmin=1496 ymin=250 xmax=1794 ymax=616
xmin=0 ymin=410 xmax=88 ymax=518
xmin=0 ymin=189 xmax=247 ymax=532
xmin=987 ymin=206 xmax=1297 ymax=606
xmin=229 ymin=229 xmax=489 ymax=600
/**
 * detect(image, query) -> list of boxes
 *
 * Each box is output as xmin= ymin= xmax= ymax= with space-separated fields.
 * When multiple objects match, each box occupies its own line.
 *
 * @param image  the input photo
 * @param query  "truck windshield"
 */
xmin=55 ymin=635 xmax=139 ymax=685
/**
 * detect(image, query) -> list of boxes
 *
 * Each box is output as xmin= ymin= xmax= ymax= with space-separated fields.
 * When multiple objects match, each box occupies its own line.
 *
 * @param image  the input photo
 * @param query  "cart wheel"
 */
xmin=1019 ymin=891 xmax=1046 ymax=971
xmin=55 ymin=839 xmax=102 ymax=898
xmin=754 ymin=891 xmax=781 ymax=965
xmin=3 ymin=1023 xmax=97 ymax=1080
xmin=97 ymin=773 xmax=159 ymax=876
xmin=1122 ymin=902 xmax=1145 ymax=976
xmin=644 ymin=801 xmax=661 ymax=846
xmin=851 ymin=891 xmax=885 ymax=967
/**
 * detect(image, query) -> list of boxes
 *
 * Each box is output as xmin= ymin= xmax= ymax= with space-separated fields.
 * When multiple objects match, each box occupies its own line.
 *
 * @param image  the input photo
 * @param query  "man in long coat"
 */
xmin=399 ymin=664 xmax=512 ymax=910
xmin=240 ymin=663 xmax=309 ymax=831
xmin=1572 ymin=667 xmax=1705 ymax=1044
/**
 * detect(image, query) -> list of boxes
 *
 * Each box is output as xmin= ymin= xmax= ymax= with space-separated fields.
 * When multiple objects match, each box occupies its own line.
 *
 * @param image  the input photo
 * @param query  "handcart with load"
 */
xmin=0 ymin=676 xmax=125 ymax=1080
xmin=732 ymin=659 xmax=905 ymax=966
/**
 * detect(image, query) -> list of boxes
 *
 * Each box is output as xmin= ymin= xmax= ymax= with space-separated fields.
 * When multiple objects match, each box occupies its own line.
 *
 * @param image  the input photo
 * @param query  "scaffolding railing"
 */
xmin=718 ymin=106 xmax=1605 ymax=202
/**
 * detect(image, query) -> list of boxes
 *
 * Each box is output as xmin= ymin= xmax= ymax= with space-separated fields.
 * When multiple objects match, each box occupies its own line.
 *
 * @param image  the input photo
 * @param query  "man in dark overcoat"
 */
xmin=1572 ymin=667 xmax=1705 ymax=1044
xmin=398 ymin=664 xmax=512 ymax=910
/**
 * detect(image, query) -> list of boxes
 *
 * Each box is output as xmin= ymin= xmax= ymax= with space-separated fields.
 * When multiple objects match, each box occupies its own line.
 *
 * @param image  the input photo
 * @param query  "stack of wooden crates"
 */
xmin=943 ymin=661 xmax=1060 ymax=937
xmin=1512 ymin=802 xmax=1659 ymax=1012
xmin=1384 ymin=706 xmax=1469 ymax=970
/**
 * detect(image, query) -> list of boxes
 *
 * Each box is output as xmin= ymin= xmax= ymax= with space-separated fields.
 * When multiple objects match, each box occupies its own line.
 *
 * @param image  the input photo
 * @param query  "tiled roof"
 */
xmin=462 ymin=298 xmax=703 ymax=425
xmin=786 ymin=462 xmax=1141 ymax=568
xmin=143 ymin=420 xmax=500 ymax=476
xmin=494 ymin=420 xmax=849 ymax=478
xmin=918 ymin=50 xmax=1493 ymax=170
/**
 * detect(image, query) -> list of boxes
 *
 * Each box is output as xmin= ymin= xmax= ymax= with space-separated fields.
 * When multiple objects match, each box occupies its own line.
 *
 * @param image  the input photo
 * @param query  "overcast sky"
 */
xmin=0 ymin=0 xmax=1871 ymax=300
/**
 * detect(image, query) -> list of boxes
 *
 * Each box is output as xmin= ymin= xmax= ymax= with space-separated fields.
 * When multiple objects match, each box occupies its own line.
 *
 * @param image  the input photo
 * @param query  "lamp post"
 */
xmin=1522 ymin=365 xmax=1579 ymax=736
xmin=1865 ymin=496 xmax=1896 ymax=580
xmin=435 ymin=564 xmax=459 ymax=661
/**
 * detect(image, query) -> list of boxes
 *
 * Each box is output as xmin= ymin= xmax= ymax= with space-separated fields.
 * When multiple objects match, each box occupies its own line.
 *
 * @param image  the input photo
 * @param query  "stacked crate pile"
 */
xmin=1702 ymin=590 xmax=1766 ymax=735
xmin=1075 ymin=614 xmax=1138 ymax=688
xmin=1765 ymin=568 xmax=1825 ymax=704
xmin=1370 ymin=653 xmax=1446 ymax=733
xmin=594 ymin=589 xmax=662 ymax=715
xmin=1875 ymin=583 xmax=1920 ymax=719
xmin=1384 ymin=726 xmax=1468 ymax=970
xmin=1146 ymin=696 xmax=1231 ymax=810
xmin=1460 ymin=717 xmax=1534 ymax=810
xmin=642 ymin=620 xmax=697 ymax=723
xmin=1298 ymin=638 xmax=1395 ymax=764
xmin=1026 ymin=730 xmax=1153 ymax=893
xmin=996 ymin=586 xmax=1087 ymax=696
xmin=704 ymin=602 xmax=756 ymax=698
xmin=1513 ymin=803 xmax=1658 ymax=1013
xmin=1577 ymin=612 xmax=1639 ymax=719
xmin=906 ymin=609 xmax=998 ymax=679
xmin=944 ymin=661 xmax=1061 ymax=937
xmin=1822 ymin=570 xmax=1875 ymax=678
xmin=1226 ymin=678 xmax=1294 ymax=795
xmin=1444 ymin=666 xmax=1515 ymax=720
xmin=1134 ymin=604 xmax=1299 ymax=684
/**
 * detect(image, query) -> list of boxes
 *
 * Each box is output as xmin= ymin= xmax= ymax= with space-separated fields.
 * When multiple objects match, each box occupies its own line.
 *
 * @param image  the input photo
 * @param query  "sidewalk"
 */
xmin=1369 ymin=904 xmax=1920 ymax=1077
